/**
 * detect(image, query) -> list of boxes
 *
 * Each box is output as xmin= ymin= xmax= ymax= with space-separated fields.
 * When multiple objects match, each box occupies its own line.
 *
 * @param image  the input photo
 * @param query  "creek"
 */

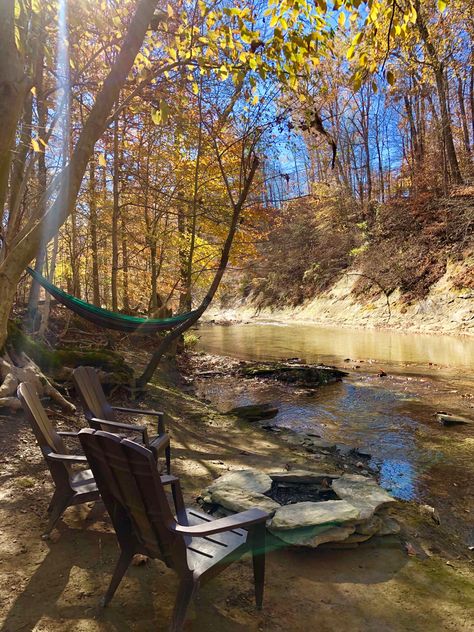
xmin=195 ymin=322 xmax=474 ymax=546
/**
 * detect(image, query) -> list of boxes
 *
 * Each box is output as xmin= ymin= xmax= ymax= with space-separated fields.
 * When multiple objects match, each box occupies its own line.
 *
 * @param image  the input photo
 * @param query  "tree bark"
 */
xmin=121 ymin=212 xmax=130 ymax=312
xmin=88 ymin=160 xmax=101 ymax=306
xmin=457 ymin=76 xmax=471 ymax=155
xmin=0 ymin=0 xmax=30 ymax=216
xmin=112 ymin=115 xmax=120 ymax=311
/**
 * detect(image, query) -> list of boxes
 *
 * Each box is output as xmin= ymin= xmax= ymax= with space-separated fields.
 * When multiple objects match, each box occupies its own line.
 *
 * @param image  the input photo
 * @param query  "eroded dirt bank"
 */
xmin=206 ymin=258 xmax=474 ymax=336
xmin=0 ymin=363 xmax=473 ymax=632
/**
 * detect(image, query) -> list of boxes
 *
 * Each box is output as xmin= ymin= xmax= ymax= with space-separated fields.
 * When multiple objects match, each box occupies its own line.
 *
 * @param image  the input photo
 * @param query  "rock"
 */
xmin=332 ymin=474 xmax=396 ymax=520
xmin=355 ymin=515 xmax=382 ymax=536
xmin=261 ymin=424 xmax=282 ymax=432
xmin=271 ymin=524 xmax=356 ymax=548
xmin=377 ymin=517 xmax=400 ymax=535
xmin=337 ymin=444 xmax=352 ymax=456
xmin=281 ymin=433 xmax=306 ymax=447
xmin=319 ymin=541 xmax=359 ymax=549
xmin=269 ymin=470 xmax=340 ymax=485
xmin=436 ymin=412 xmax=474 ymax=426
xmin=352 ymin=447 xmax=372 ymax=459
xmin=210 ymin=486 xmax=280 ymax=516
xmin=239 ymin=362 xmax=347 ymax=387
xmin=343 ymin=532 xmax=374 ymax=544
xmin=269 ymin=500 xmax=360 ymax=531
xmin=206 ymin=469 xmax=272 ymax=495
xmin=226 ymin=403 xmax=279 ymax=422
xmin=302 ymin=437 xmax=337 ymax=452
xmin=419 ymin=504 xmax=441 ymax=524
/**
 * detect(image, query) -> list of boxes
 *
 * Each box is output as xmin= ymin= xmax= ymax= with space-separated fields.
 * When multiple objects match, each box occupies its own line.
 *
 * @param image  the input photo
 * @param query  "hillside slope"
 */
xmin=211 ymin=187 xmax=474 ymax=335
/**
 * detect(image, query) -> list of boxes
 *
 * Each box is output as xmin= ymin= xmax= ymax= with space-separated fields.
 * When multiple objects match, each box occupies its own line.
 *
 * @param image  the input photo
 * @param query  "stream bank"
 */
xmin=206 ymin=257 xmax=474 ymax=336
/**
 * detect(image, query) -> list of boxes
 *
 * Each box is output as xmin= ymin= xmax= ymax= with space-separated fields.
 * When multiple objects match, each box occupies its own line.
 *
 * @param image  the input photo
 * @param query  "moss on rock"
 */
xmin=6 ymin=320 xmax=132 ymax=383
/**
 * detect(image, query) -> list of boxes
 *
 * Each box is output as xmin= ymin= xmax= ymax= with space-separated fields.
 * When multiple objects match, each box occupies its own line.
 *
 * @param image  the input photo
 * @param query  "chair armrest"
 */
xmin=46 ymin=452 xmax=88 ymax=463
xmin=170 ymin=508 xmax=269 ymax=536
xmin=149 ymin=434 xmax=170 ymax=452
xmin=58 ymin=431 xmax=81 ymax=438
xmin=112 ymin=406 xmax=165 ymax=435
xmin=160 ymin=474 xmax=179 ymax=486
xmin=89 ymin=417 xmax=149 ymax=445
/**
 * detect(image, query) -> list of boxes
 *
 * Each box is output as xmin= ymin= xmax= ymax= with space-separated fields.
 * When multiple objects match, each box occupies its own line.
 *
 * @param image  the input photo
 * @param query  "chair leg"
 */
xmin=102 ymin=549 xmax=133 ymax=607
xmin=251 ymin=524 xmax=266 ymax=610
xmin=165 ymin=444 xmax=171 ymax=475
xmin=169 ymin=578 xmax=196 ymax=632
xmin=47 ymin=489 xmax=62 ymax=513
xmin=43 ymin=494 xmax=72 ymax=538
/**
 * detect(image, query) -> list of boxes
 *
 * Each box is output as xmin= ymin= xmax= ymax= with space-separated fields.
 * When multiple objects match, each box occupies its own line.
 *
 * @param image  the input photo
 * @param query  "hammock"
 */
xmin=26 ymin=267 xmax=197 ymax=333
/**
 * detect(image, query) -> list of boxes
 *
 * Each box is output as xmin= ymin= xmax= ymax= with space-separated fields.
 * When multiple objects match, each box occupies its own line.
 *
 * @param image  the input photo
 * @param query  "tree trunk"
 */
xmin=70 ymin=206 xmax=81 ymax=296
xmin=112 ymin=115 xmax=120 ymax=311
xmin=0 ymin=0 xmax=30 ymax=216
xmin=457 ymin=76 xmax=471 ymax=155
xmin=38 ymin=235 xmax=59 ymax=336
xmin=121 ymin=212 xmax=129 ymax=312
xmin=89 ymin=160 xmax=101 ymax=306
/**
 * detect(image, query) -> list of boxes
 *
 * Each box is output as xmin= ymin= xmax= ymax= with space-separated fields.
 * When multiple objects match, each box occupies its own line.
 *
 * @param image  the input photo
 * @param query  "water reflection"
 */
xmin=197 ymin=323 xmax=474 ymax=372
xmin=196 ymin=374 xmax=438 ymax=502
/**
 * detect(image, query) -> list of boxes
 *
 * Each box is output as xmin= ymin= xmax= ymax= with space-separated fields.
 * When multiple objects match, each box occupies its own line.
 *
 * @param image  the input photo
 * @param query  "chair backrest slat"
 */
xmin=79 ymin=429 xmax=188 ymax=572
xmin=17 ymin=382 xmax=71 ymax=486
xmin=73 ymin=366 xmax=115 ymax=425
xmin=17 ymin=382 xmax=67 ymax=455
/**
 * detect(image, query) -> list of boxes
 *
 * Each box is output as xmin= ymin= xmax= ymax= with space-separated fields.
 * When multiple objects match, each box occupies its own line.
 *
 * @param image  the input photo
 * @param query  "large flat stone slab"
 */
xmin=210 ymin=486 xmax=280 ymax=515
xmin=206 ymin=469 xmax=272 ymax=495
xmin=332 ymin=474 xmax=396 ymax=519
xmin=270 ymin=524 xmax=356 ymax=548
xmin=269 ymin=500 xmax=360 ymax=531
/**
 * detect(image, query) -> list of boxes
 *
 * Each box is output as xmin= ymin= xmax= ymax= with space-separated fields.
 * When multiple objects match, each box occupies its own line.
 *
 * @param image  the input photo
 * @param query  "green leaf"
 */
xmin=152 ymin=107 xmax=163 ymax=125
xmin=160 ymin=100 xmax=170 ymax=124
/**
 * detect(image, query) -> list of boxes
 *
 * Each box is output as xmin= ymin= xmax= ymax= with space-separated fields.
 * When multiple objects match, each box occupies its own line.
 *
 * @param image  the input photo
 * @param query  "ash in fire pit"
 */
xmin=266 ymin=480 xmax=339 ymax=505
xmin=199 ymin=468 xmax=400 ymax=549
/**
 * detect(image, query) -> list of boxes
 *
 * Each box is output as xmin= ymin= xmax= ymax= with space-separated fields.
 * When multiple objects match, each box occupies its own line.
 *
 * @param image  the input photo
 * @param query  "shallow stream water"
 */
xmin=196 ymin=323 xmax=474 ymax=545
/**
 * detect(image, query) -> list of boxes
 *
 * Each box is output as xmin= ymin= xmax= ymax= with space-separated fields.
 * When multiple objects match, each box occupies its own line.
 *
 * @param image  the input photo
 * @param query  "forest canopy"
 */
xmin=0 ymin=0 xmax=472 ymax=361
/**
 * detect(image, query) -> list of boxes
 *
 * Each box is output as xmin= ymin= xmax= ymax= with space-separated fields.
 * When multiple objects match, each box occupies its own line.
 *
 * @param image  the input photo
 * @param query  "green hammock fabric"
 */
xmin=26 ymin=267 xmax=197 ymax=333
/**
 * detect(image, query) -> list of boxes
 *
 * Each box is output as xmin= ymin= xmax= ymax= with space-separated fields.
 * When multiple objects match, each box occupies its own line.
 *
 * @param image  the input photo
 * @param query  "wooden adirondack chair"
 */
xmin=17 ymin=382 xmax=100 ymax=537
xmin=78 ymin=428 xmax=269 ymax=632
xmin=72 ymin=366 xmax=171 ymax=474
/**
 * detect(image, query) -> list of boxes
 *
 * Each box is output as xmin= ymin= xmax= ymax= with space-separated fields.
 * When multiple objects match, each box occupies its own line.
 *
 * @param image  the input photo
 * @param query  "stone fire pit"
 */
xmin=199 ymin=469 xmax=400 ymax=548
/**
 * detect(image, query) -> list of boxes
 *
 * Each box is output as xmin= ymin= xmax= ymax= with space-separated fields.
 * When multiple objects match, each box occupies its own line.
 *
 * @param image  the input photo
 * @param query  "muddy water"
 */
xmin=196 ymin=323 xmax=474 ymax=544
